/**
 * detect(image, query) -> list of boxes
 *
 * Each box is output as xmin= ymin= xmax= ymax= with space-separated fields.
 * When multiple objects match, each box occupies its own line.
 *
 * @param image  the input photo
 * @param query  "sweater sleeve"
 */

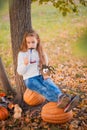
xmin=17 ymin=52 xmax=30 ymax=75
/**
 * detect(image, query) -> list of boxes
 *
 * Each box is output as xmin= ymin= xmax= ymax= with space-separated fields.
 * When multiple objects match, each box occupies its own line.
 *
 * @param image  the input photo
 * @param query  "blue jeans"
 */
xmin=24 ymin=75 xmax=62 ymax=102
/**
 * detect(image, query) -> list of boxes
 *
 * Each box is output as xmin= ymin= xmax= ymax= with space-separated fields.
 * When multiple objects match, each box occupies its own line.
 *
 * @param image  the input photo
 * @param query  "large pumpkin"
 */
xmin=23 ymin=89 xmax=45 ymax=106
xmin=41 ymin=102 xmax=73 ymax=124
xmin=0 ymin=106 xmax=9 ymax=120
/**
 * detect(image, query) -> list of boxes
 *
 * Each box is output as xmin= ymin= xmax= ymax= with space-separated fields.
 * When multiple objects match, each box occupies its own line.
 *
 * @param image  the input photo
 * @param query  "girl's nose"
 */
xmin=29 ymin=43 xmax=32 ymax=47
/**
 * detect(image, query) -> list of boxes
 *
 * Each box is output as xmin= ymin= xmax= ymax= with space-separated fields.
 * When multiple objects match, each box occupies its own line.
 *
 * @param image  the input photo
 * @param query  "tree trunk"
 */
xmin=0 ymin=57 xmax=15 ymax=94
xmin=9 ymin=0 xmax=32 ymax=105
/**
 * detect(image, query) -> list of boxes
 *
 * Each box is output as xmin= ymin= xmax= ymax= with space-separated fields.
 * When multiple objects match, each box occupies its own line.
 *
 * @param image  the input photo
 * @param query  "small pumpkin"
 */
xmin=0 ymin=92 xmax=6 ymax=97
xmin=41 ymin=102 xmax=73 ymax=124
xmin=23 ymin=89 xmax=45 ymax=106
xmin=0 ymin=106 xmax=9 ymax=120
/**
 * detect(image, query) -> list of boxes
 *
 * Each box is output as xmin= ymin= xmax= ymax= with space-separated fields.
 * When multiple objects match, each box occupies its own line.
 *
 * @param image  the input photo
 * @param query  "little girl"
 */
xmin=17 ymin=31 xmax=79 ymax=112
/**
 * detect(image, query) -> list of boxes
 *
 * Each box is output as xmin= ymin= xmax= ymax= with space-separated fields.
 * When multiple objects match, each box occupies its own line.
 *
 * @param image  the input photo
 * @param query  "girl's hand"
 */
xmin=43 ymin=74 xmax=50 ymax=80
xmin=24 ymin=57 xmax=29 ymax=65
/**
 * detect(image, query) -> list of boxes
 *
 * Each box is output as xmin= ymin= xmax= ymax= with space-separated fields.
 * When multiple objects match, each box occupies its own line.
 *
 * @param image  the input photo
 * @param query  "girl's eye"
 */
xmin=32 ymin=41 xmax=35 ymax=44
xmin=27 ymin=41 xmax=36 ymax=44
xmin=27 ymin=42 xmax=30 ymax=44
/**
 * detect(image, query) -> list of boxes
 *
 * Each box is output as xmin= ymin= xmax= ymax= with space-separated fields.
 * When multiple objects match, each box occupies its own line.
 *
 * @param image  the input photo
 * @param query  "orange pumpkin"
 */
xmin=23 ymin=89 xmax=45 ymax=106
xmin=0 ymin=92 xmax=6 ymax=97
xmin=41 ymin=102 xmax=73 ymax=124
xmin=0 ymin=106 xmax=9 ymax=120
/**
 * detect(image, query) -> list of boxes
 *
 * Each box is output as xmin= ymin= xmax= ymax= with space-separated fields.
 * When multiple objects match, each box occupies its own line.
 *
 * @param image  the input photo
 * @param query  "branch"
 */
xmin=0 ymin=57 xmax=16 ymax=95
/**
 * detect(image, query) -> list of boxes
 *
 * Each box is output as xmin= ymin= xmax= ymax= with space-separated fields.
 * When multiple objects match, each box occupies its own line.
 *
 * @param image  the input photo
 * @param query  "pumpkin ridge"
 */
xmin=41 ymin=111 xmax=72 ymax=119
xmin=42 ymin=114 xmax=73 ymax=123
xmin=42 ymin=108 xmax=64 ymax=114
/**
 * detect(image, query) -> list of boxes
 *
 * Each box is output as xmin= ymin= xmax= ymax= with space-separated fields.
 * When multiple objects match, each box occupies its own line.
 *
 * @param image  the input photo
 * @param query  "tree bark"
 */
xmin=0 ymin=57 xmax=15 ymax=94
xmin=9 ymin=0 xmax=32 ymax=104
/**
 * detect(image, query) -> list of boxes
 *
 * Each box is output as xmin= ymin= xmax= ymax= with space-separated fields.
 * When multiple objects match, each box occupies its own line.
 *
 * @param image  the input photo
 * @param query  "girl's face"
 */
xmin=26 ymin=36 xmax=38 ymax=49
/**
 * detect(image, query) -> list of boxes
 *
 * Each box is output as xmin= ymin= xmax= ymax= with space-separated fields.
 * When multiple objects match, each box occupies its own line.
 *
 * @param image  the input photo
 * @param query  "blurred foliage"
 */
xmin=0 ymin=0 xmax=5 ymax=9
xmin=73 ymin=30 xmax=87 ymax=57
xmin=0 ymin=0 xmax=8 ymax=10
xmin=32 ymin=0 xmax=87 ymax=16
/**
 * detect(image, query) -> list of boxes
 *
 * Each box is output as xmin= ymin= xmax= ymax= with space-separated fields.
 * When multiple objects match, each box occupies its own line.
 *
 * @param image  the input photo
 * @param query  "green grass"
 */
xmin=0 ymin=2 xmax=11 ymax=70
xmin=0 ymin=2 xmax=87 ymax=76
xmin=31 ymin=3 xmax=87 ymax=38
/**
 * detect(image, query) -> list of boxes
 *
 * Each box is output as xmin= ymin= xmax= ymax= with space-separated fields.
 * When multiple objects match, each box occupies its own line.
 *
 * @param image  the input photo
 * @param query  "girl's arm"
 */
xmin=44 ymin=52 xmax=48 ymax=66
xmin=17 ymin=52 xmax=29 ymax=75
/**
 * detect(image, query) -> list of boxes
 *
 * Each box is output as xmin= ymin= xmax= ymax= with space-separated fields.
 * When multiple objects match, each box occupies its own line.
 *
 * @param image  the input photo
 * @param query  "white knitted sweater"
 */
xmin=17 ymin=49 xmax=48 ymax=80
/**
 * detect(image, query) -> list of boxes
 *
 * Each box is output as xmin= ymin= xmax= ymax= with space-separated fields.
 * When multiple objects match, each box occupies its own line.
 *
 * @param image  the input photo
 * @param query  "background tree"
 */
xmin=9 ymin=0 xmax=32 ymax=104
xmin=0 ymin=58 xmax=15 ymax=94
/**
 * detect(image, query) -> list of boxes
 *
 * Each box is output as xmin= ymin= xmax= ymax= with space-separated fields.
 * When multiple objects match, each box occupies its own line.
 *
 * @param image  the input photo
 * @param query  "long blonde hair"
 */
xmin=20 ymin=31 xmax=46 ymax=67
